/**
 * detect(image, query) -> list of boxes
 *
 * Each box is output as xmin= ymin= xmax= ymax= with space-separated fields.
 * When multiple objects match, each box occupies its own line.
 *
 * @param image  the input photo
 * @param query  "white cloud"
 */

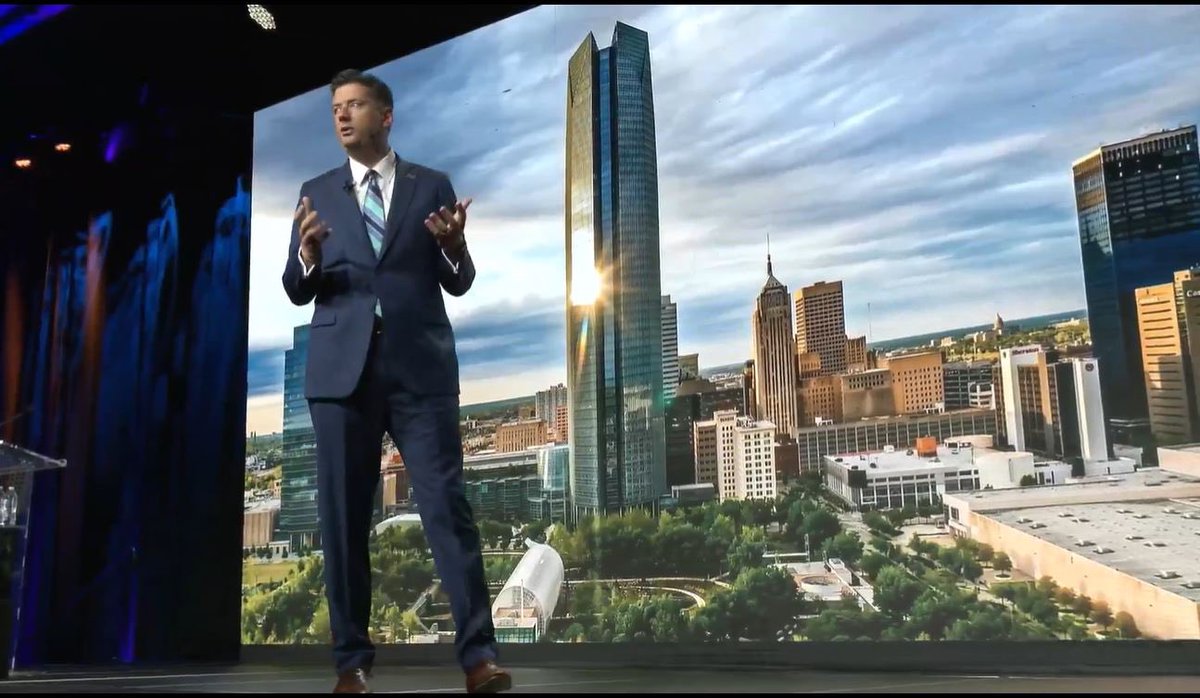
xmin=248 ymin=3 xmax=1200 ymax=403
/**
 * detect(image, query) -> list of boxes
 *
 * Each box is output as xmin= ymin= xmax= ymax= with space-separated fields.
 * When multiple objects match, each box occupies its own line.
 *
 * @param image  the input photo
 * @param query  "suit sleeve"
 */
xmin=282 ymin=183 xmax=322 ymax=306
xmin=436 ymin=174 xmax=476 ymax=297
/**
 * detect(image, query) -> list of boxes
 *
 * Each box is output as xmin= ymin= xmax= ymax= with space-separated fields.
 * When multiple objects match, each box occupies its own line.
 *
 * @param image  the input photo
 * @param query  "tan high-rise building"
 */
xmin=495 ymin=419 xmax=548 ymax=453
xmin=1135 ymin=275 xmax=1197 ymax=444
xmin=798 ymin=375 xmax=842 ymax=427
xmin=846 ymin=335 xmax=868 ymax=372
xmin=794 ymin=280 xmax=847 ymax=376
xmin=884 ymin=350 xmax=945 ymax=415
xmin=796 ymin=350 xmax=822 ymax=379
xmin=553 ymin=404 xmax=569 ymax=443
xmin=841 ymin=368 xmax=895 ymax=421
xmin=752 ymin=256 xmax=799 ymax=437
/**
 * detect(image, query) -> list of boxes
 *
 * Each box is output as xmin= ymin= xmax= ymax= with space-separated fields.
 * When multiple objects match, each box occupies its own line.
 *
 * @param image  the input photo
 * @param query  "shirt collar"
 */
xmin=347 ymin=148 xmax=397 ymax=186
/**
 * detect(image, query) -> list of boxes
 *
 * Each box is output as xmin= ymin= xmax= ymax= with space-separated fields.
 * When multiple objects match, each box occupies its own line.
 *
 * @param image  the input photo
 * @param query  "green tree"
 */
xmin=873 ymin=566 xmax=923 ymax=616
xmin=976 ymin=544 xmax=995 ymax=563
xmin=864 ymin=511 xmax=898 ymax=536
xmin=804 ymin=608 xmax=885 ymax=641
xmin=858 ymin=552 xmax=890 ymax=579
xmin=823 ymin=532 xmax=864 ymax=566
xmin=1019 ymin=474 xmax=1038 ymax=487
xmin=1113 ymin=611 xmax=1139 ymax=639
xmin=1036 ymin=576 xmax=1058 ymax=595
xmin=802 ymin=508 xmax=842 ymax=552
xmin=993 ymin=552 xmax=1013 ymax=574
xmin=905 ymin=588 xmax=971 ymax=640
xmin=1090 ymin=601 xmax=1113 ymax=629
xmin=727 ymin=535 xmax=767 ymax=579
xmin=1072 ymin=594 xmax=1093 ymax=616
xmin=562 ymin=622 xmax=587 ymax=643
xmin=1054 ymin=587 xmax=1076 ymax=606
xmin=653 ymin=520 xmax=718 ymax=576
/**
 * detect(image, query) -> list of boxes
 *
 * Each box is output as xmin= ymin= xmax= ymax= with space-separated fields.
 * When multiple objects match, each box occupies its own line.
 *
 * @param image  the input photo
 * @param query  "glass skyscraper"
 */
xmin=1072 ymin=125 xmax=1200 ymax=428
xmin=565 ymin=23 xmax=666 ymax=520
xmin=279 ymin=324 xmax=319 ymax=550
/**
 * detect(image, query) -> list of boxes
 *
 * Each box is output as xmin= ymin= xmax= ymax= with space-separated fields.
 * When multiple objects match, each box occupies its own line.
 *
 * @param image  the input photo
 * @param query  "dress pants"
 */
xmin=308 ymin=320 xmax=498 ymax=674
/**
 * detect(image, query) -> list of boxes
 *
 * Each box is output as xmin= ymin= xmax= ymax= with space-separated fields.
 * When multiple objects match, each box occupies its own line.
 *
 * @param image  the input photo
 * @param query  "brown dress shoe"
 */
xmin=333 ymin=667 xmax=371 ymax=694
xmin=466 ymin=660 xmax=512 ymax=693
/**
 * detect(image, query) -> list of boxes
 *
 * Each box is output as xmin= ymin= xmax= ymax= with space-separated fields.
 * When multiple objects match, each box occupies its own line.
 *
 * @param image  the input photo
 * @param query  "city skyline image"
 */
xmin=243 ymin=5 xmax=1200 ymax=648
xmin=247 ymin=5 xmax=1200 ymax=436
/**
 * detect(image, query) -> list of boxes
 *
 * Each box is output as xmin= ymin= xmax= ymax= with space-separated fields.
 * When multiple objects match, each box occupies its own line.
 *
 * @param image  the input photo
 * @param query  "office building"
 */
xmin=566 ymin=23 xmax=666 ymax=518
xmin=693 ymin=409 xmax=778 ymax=501
xmin=840 ymin=368 xmax=895 ymax=422
xmin=944 ymin=361 xmax=996 ymax=410
xmin=884 ymin=350 xmax=945 ymax=415
xmin=846 ymin=335 xmax=869 ymax=372
xmin=279 ymin=324 xmax=318 ymax=550
xmin=999 ymin=346 xmax=1114 ymax=465
xmin=679 ymin=353 xmax=700 ymax=381
xmin=1135 ymin=270 xmax=1200 ymax=444
xmin=799 ymin=375 xmax=842 ymax=426
xmin=794 ymin=408 xmax=1000 ymax=472
xmin=752 ymin=255 xmax=799 ymax=437
xmin=1072 ymin=125 xmax=1200 ymax=426
xmin=662 ymin=295 xmax=679 ymax=400
xmin=535 ymin=384 xmax=568 ymax=429
xmin=496 ymin=419 xmax=549 ymax=453
xmin=823 ymin=440 xmax=1071 ymax=511
xmin=794 ymin=280 xmax=847 ymax=375
xmin=944 ymin=468 xmax=1200 ymax=640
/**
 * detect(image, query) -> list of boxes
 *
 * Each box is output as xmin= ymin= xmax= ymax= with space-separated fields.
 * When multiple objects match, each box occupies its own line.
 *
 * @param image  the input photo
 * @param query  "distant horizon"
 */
xmin=244 ymin=304 xmax=1089 ymax=436
xmin=246 ymin=4 xmax=1200 ymax=437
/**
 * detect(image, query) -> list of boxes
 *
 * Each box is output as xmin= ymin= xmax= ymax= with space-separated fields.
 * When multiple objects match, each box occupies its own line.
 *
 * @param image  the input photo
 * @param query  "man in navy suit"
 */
xmin=282 ymin=69 xmax=510 ymax=694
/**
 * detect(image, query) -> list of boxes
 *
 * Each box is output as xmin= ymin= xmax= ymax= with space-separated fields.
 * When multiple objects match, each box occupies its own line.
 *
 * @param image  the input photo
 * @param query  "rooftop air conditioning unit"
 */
xmin=1156 ymin=570 xmax=1181 ymax=579
xmin=1125 ymin=534 xmax=1144 ymax=541
xmin=1017 ymin=517 xmax=1032 ymax=524
xmin=1075 ymin=539 xmax=1094 ymax=546
xmin=1029 ymin=522 xmax=1046 ymax=529
xmin=1093 ymin=547 xmax=1114 ymax=554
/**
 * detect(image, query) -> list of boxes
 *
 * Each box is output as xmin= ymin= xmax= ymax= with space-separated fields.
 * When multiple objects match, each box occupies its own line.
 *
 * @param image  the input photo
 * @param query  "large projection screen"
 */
xmin=243 ymin=4 xmax=1200 ymax=650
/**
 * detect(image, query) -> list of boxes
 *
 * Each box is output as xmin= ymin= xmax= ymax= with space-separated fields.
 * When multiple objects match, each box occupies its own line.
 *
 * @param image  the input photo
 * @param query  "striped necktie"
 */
xmin=363 ymin=169 xmax=385 ymax=317
xmin=363 ymin=169 xmax=386 ymax=258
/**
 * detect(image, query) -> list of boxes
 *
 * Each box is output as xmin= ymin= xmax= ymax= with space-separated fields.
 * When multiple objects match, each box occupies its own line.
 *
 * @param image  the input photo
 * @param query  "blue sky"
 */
xmin=246 ymin=4 xmax=1200 ymax=434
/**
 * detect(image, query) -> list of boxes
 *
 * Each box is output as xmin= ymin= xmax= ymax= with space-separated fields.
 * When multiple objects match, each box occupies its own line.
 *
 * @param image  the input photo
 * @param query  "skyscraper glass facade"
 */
xmin=566 ymin=23 xmax=665 ymax=520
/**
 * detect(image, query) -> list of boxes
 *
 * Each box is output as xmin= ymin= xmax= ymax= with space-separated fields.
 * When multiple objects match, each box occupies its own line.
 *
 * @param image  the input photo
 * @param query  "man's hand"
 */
xmin=425 ymin=198 xmax=472 ymax=260
xmin=296 ymin=196 xmax=331 ymax=268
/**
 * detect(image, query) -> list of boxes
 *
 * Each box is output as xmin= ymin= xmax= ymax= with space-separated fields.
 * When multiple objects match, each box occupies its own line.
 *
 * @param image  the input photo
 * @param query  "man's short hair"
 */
xmin=330 ymin=69 xmax=394 ymax=110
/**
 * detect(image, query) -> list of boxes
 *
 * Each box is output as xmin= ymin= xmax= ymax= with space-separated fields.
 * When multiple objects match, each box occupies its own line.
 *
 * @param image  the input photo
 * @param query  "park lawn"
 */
xmin=243 ymin=560 xmax=300 ymax=586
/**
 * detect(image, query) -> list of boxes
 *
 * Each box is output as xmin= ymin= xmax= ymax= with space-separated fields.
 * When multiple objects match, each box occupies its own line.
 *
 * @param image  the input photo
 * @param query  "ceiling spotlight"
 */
xmin=55 ymin=143 xmax=71 ymax=152
xmin=247 ymin=4 xmax=275 ymax=31
xmin=14 ymin=159 xmax=32 ymax=169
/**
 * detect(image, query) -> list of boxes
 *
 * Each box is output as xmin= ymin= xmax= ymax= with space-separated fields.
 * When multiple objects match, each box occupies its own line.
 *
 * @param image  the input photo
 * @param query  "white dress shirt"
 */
xmin=300 ymin=149 xmax=459 ymax=276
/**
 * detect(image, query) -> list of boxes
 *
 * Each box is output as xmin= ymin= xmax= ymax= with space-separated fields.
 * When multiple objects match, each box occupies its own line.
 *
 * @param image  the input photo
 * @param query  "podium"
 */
xmin=0 ymin=441 xmax=67 ymax=678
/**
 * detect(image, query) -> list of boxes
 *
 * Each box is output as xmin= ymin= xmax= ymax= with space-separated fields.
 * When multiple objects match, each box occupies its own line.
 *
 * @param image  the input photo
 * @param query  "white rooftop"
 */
xmin=990 ymin=499 xmax=1200 ymax=602
xmin=826 ymin=444 xmax=1005 ymax=473
xmin=950 ymin=468 xmax=1200 ymax=512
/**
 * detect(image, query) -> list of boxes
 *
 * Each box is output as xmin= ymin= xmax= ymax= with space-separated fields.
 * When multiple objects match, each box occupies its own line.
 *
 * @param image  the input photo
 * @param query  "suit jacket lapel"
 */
xmin=326 ymin=162 xmax=377 ymax=264
xmin=379 ymin=157 xmax=417 ymax=261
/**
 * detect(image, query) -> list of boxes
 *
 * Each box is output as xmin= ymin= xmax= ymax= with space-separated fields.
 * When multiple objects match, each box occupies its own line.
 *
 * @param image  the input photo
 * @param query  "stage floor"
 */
xmin=0 ymin=665 xmax=1198 ymax=693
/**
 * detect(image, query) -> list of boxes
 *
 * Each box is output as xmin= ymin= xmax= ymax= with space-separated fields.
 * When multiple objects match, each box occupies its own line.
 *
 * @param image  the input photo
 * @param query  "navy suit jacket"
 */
xmin=281 ymin=157 xmax=475 ymax=399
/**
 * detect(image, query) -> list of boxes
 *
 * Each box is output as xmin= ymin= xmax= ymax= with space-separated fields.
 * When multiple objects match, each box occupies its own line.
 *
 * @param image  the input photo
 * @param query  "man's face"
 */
xmin=332 ymin=83 xmax=392 ymax=150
